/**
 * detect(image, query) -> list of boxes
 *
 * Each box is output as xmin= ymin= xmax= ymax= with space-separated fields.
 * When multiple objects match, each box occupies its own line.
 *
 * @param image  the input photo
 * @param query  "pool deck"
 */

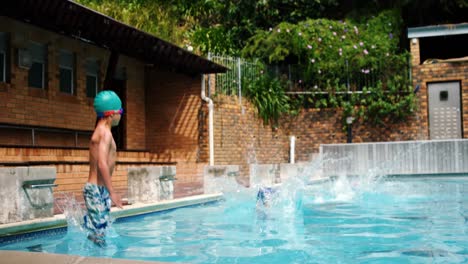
xmin=0 ymin=250 xmax=173 ymax=263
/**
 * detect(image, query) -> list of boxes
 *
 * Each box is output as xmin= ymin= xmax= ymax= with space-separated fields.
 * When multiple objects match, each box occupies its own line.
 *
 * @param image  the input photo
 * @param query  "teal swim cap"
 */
xmin=94 ymin=90 xmax=122 ymax=117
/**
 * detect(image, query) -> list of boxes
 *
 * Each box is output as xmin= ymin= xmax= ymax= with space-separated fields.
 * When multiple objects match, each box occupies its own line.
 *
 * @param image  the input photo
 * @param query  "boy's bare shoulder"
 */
xmin=98 ymin=125 xmax=113 ymax=143
xmin=91 ymin=125 xmax=112 ymax=143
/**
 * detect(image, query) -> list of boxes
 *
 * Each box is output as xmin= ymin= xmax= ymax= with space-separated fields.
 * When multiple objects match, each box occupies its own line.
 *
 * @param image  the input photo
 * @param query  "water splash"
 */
xmin=56 ymin=192 xmax=85 ymax=228
xmin=246 ymin=136 xmax=258 ymax=165
xmin=54 ymin=191 xmax=123 ymax=253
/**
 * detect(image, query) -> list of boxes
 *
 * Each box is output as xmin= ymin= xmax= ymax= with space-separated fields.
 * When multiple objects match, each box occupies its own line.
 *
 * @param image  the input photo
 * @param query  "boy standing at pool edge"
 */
xmin=83 ymin=90 xmax=123 ymax=246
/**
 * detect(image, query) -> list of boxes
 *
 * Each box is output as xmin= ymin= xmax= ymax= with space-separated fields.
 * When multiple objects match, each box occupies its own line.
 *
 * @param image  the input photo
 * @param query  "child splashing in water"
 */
xmin=256 ymin=187 xmax=278 ymax=207
xmin=83 ymin=90 xmax=123 ymax=247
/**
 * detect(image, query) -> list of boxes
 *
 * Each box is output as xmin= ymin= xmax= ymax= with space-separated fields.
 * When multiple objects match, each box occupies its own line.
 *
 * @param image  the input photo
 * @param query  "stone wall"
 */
xmin=0 ymin=147 xmax=204 ymax=214
xmin=0 ymin=166 xmax=56 ymax=224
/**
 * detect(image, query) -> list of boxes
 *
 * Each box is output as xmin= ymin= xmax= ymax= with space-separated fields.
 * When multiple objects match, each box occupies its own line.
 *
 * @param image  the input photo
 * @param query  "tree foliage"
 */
xmin=76 ymin=0 xmax=191 ymax=46
xmin=241 ymin=10 xmax=416 ymax=127
xmin=76 ymin=0 xmax=467 ymax=55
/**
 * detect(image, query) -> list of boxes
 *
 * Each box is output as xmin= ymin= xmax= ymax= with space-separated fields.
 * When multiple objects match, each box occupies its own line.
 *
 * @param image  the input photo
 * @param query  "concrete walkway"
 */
xmin=0 ymin=250 xmax=174 ymax=264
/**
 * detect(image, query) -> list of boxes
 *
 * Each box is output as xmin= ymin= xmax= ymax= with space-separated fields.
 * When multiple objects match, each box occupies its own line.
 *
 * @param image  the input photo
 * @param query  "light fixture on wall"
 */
xmin=412 ymin=38 xmax=418 ymax=45
xmin=346 ymin=116 xmax=354 ymax=143
xmin=17 ymin=48 xmax=32 ymax=70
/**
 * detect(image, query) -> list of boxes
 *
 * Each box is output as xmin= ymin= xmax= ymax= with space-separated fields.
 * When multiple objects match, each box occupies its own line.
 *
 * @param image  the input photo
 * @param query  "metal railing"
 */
xmin=208 ymin=53 xmax=262 ymax=104
xmin=208 ymin=54 xmax=410 ymax=100
xmin=0 ymin=123 xmax=92 ymax=148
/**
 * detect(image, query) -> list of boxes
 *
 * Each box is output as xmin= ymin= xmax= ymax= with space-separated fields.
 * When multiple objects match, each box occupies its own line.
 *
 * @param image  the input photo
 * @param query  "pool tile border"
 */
xmin=0 ymin=193 xmax=223 ymax=238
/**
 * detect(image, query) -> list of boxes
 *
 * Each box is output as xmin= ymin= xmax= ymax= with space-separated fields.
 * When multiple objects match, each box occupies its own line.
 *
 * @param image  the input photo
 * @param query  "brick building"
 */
xmin=408 ymin=23 xmax=468 ymax=140
xmin=0 ymin=0 xmax=226 ymax=209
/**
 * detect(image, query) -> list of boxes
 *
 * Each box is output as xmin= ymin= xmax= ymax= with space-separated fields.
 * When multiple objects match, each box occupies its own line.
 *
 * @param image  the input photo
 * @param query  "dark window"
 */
xmin=440 ymin=90 xmax=448 ymax=101
xmin=28 ymin=42 xmax=46 ymax=89
xmin=59 ymin=50 xmax=75 ymax=94
xmin=419 ymin=34 xmax=468 ymax=63
xmin=86 ymin=58 xmax=99 ymax=97
xmin=0 ymin=32 xmax=10 ymax=83
xmin=59 ymin=68 xmax=73 ymax=93
xmin=28 ymin=62 xmax=44 ymax=88
xmin=86 ymin=75 xmax=98 ymax=98
xmin=0 ymin=52 xmax=4 ymax=82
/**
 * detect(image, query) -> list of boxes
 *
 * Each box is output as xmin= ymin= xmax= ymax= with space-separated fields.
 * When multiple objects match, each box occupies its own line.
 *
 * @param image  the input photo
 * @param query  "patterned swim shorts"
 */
xmin=256 ymin=187 xmax=278 ymax=206
xmin=83 ymin=182 xmax=111 ymax=238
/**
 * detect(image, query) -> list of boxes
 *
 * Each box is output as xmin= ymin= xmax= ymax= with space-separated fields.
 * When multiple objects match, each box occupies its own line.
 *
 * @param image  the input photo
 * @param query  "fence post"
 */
xmin=208 ymin=52 xmax=212 ymax=97
xmin=237 ymin=57 xmax=242 ymax=105
xmin=346 ymin=59 xmax=350 ymax=91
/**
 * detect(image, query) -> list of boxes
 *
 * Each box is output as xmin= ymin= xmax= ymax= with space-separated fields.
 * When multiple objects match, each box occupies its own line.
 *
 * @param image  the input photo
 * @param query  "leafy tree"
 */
xmin=241 ymin=10 xmax=416 ymax=126
xmin=76 ymin=0 xmax=467 ymax=55
xmin=76 ymin=0 xmax=191 ymax=45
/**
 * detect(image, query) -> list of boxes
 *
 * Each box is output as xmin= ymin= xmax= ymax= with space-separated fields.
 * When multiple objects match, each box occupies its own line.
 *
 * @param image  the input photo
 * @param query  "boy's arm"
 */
xmin=97 ymin=131 xmax=123 ymax=208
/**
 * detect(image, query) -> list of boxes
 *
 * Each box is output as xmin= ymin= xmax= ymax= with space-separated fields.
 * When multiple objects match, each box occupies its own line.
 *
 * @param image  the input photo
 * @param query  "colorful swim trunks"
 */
xmin=256 ymin=187 xmax=278 ymax=206
xmin=83 ymin=183 xmax=111 ymax=238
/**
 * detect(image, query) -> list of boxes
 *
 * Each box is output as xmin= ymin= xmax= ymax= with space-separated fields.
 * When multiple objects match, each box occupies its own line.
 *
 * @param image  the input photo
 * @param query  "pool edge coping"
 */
xmin=0 ymin=250 xmax=173 ymax=264
xmin=0 ymin=193 xmax=223 ymax=237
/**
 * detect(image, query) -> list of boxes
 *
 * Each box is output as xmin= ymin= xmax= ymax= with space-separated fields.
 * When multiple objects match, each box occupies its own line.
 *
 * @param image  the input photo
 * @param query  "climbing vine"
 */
xmin=241 ymin=10 xmax=416 ymax=128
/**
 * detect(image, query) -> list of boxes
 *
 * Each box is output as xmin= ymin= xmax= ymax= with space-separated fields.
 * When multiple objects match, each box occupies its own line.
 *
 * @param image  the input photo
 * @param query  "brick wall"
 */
xmin=146 ymin=69 xmax=205 ymax=162
xmin=0 ymin=17 xmax=147 ymax=150
xmin=145 ymin=69 xmax=207 ymax=195
xmin=0 ymin=17 xmax=104 ymax=130
xmin=121 ymin=56 xmax=147 ymax=150
xmin=211 ymin=96 xmax=425 ymax=184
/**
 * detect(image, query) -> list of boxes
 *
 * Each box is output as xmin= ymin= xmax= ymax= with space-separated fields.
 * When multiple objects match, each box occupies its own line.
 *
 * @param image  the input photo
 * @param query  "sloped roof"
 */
xmin=2 ymin=0 xmax=228 ymax=75
xmin=408 ymin=23 xmax=468 ymax=38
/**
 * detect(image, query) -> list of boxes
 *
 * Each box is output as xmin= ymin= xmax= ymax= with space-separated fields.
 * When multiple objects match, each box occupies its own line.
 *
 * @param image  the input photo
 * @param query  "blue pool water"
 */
xmin=2 ymin=176 xmax=468 ymax=263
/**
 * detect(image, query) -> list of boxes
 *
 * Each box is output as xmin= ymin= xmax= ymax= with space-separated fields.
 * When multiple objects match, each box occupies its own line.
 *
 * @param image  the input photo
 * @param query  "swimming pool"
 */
xmin=1 ymin=176 xmax=468 ymax=263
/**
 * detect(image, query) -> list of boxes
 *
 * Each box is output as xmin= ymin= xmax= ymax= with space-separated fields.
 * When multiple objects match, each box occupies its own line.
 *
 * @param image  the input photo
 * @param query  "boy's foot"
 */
xmin=87 ymin=234 xmax=107 ymax=247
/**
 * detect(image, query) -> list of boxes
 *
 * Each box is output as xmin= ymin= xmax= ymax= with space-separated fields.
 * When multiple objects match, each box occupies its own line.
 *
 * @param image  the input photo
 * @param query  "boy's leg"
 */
xmin=83 ymin=183 xmax=111 ymax=246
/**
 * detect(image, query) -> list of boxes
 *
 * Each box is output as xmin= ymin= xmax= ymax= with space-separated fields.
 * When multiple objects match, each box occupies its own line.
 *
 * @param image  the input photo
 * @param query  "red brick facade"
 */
xmin=0 ymin=17 xmax=207 ymax=210
xmin=146 ymin=70 xmax=205 ymax=162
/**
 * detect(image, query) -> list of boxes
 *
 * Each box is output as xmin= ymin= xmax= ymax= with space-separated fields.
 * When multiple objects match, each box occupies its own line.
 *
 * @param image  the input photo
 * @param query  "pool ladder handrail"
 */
xmin=22 ymin=183 xmax=58 ymax=189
